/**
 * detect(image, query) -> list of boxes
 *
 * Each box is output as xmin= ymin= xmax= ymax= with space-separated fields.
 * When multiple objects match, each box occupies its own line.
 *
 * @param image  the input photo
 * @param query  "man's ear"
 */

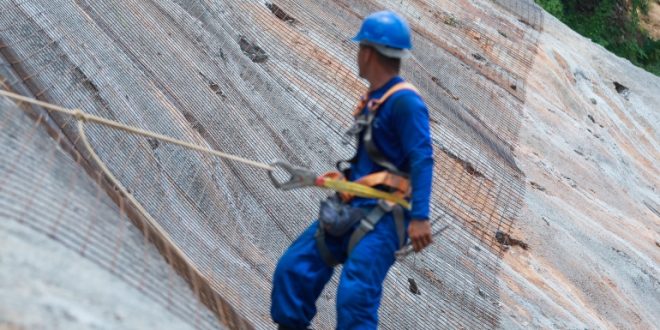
xmin=364 ymin=46 xmax=375 ymax=62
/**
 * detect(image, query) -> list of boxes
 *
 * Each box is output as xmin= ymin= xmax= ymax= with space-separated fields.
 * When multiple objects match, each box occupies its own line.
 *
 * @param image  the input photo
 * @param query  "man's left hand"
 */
xmin=408 ymin=220 xmax=432 ymax=252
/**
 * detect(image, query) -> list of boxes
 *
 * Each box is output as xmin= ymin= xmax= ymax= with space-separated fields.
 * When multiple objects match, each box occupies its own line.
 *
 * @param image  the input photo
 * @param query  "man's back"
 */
xmin=350 ymin=76 xmax=434 ymax=221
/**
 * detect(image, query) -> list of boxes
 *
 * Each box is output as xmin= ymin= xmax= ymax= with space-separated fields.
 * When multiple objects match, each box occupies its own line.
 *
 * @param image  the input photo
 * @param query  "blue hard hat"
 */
xmin=351 ymin=10 xmax=412 ymax=50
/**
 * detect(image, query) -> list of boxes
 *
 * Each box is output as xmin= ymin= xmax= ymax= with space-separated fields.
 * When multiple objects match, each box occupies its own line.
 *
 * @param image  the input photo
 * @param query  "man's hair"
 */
xmin=363 ymin=45 xmax=401 ymax=72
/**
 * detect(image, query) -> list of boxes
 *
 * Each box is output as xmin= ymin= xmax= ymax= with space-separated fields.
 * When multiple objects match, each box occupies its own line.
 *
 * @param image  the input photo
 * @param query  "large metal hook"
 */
xmin=268 ymin=160 xmax=318 ymax=191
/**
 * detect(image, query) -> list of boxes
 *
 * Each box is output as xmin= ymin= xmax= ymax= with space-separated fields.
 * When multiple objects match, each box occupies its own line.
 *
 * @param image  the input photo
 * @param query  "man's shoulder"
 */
xmin=385 ymin=88 xmax=427 ymax=114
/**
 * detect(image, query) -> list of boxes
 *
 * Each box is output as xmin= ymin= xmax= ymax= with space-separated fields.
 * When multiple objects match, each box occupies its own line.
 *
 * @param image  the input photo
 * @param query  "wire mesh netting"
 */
xmin=0 ymin=96 xmax=229 ymax=329
xmin=0 ymin=0 xmax=544 ymax=328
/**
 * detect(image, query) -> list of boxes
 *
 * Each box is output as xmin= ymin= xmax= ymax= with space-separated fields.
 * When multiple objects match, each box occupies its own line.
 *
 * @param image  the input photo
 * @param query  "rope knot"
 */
xmin=72 ymin=109 xmax=87 ymax=122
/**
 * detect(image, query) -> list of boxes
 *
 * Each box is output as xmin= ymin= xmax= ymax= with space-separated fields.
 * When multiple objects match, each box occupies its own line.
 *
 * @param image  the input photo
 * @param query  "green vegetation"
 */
xmin=536 ymin=0 xmax=660 ymax=76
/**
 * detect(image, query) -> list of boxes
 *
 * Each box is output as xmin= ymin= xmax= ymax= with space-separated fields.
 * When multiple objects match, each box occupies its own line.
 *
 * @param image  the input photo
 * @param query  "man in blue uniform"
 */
xmin=271 ymin=10 xmax=434 ymax=329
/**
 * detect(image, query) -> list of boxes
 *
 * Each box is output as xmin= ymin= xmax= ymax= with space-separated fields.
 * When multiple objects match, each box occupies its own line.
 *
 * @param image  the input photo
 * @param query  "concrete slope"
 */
xmin=0 ymin=96 xmax=223 ymax=330
xmin=1 ymin=0 xmax=537 ymax=328
xmin=0 ymin=0 xmax=657 ymax=329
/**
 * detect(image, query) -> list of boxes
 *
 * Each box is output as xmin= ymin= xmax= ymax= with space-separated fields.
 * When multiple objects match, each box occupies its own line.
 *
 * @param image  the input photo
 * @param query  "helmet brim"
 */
xmin=354 ymin=40 xmax=411 ymax=59
xmin=371 ymin=44 xmax=411 ymax=59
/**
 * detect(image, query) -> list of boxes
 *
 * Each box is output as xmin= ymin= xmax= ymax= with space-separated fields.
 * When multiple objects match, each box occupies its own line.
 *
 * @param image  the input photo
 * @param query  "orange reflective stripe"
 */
xmin=352 ymin=82 xmax=419 ymax=118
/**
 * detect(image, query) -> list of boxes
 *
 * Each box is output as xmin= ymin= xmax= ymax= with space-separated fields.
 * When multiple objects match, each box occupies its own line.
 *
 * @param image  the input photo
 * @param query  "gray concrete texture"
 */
xmin=0 ymin=0 xmax=540 ymax=328
xmin=0 ymin=96 xmax=223 ymax=330
xmin=2 ymin=0 xmax=656 ymax=329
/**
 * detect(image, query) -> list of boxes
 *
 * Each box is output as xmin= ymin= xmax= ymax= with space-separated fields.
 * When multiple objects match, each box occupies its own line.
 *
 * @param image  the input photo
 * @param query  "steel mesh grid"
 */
xmin=0 ymin=96 xmax=225 ymax=329
xmin=0 ymin=0 xmax=543 ymax=328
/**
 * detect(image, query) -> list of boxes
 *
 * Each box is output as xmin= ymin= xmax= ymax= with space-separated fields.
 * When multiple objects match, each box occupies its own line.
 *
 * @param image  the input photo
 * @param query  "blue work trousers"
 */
xmin=271 ymin=213 xmax=404 ymax=329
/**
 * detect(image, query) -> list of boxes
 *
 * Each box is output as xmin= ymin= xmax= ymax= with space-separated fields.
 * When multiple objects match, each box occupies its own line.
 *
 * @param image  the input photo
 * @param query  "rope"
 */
xmin=0 ymin=89 xmax=412 ymax=208
xmin=0 ymin=89 xmax=275 ymax=171
xmin=76 ymin=118 xmax=196 ymax=278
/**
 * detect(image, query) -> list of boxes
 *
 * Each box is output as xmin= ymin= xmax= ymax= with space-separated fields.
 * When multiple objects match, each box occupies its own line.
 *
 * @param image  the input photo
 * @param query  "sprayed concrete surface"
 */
xmin=0 ymin=0 xmax=658 ymax=329
xmin=1 ymin=0 xmax=534 ymax=328
xmin=0 ymin=220 xmax=209 ymax=330
xmin=0 ymin=97 xmax=222 ymax=330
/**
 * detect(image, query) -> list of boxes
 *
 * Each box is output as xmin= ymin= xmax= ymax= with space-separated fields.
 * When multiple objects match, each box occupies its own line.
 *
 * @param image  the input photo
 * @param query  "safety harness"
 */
xmin=315 ymin=82 xmax=420 ymax=267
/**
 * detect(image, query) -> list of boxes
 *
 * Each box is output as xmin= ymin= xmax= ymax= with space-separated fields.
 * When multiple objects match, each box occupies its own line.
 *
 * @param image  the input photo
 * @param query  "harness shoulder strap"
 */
xmin=352 ymin=82 xmax=419 ymax=117
xmin=363 ymin=82 xmax=420 ymax=176
xmin=368 ymin=82 xmax=419 ymax=114
xmin=340 ymin=81 xmax=420 ymax=180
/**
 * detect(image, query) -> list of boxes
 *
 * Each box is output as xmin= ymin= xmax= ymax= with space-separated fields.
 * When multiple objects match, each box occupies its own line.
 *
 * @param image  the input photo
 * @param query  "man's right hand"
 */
xmin=408 ymin=220 xmax=432 ymax=252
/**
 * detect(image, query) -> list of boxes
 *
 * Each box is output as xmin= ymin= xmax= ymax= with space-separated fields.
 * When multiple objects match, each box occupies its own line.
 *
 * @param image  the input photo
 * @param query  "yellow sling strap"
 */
xmin=315 ymin=176 xmax=411 ymax=209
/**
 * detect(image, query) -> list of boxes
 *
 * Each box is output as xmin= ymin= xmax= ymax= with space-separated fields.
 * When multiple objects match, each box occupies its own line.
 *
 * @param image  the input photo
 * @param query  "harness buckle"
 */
xmin=358 ymin=218 xmax=375 ymax=232
xmin=342 ymin=116 xmax=368 ymax=145
xmin=377 ymin=199 xmax=394 ymax=212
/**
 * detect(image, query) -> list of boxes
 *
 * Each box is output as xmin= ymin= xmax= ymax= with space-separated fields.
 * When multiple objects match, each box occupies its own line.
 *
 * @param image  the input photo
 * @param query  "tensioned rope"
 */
xmin=0 ymin=88 xmax=412 ymax=208
xmin=0 ymin=89 xmax=275 ymax=171
xmin=0 ymin=87 xmax=272 ymax=277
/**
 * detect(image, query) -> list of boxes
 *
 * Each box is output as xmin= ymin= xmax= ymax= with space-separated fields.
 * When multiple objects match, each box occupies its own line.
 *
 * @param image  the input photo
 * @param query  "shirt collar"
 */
xmin=368 ymin=76 xmax=404 ymax=98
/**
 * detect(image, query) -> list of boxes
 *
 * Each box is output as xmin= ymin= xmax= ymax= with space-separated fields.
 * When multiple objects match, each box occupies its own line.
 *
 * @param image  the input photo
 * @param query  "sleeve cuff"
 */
xmin=410 ymin=212 xmax=429 ymax=221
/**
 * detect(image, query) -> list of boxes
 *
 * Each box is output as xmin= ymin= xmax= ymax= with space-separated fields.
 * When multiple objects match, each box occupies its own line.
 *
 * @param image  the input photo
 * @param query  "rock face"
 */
xmin=0 ymin=0 xmax=657 ymax=329
xmin=500 ymin=12 xmax=660 ymax=329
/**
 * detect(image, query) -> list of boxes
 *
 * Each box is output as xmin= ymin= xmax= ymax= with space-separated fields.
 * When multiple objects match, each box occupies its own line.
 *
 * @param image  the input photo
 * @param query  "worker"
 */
xmin=271 ymin=10 xmax=434 ymax=329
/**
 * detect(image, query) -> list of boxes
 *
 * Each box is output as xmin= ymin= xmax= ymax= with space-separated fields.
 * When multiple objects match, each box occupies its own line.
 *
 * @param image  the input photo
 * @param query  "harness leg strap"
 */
xmin=315 ymin=227 xmax=340 ymax=267
xmin=347 ymin=204 xmax=406 ymax=256
xmin=393 ymin=205 xmax=406 ymax=249
xmin=347 ymin=206 xmax=386 ymax=255
xmin=317 ymin=204 xmax=407 ymax=266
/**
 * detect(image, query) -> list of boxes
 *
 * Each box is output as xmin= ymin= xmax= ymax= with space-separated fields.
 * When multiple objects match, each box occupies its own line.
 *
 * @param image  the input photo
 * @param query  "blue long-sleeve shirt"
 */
xmin=349 ymin=76 xmax=434 ymax=220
